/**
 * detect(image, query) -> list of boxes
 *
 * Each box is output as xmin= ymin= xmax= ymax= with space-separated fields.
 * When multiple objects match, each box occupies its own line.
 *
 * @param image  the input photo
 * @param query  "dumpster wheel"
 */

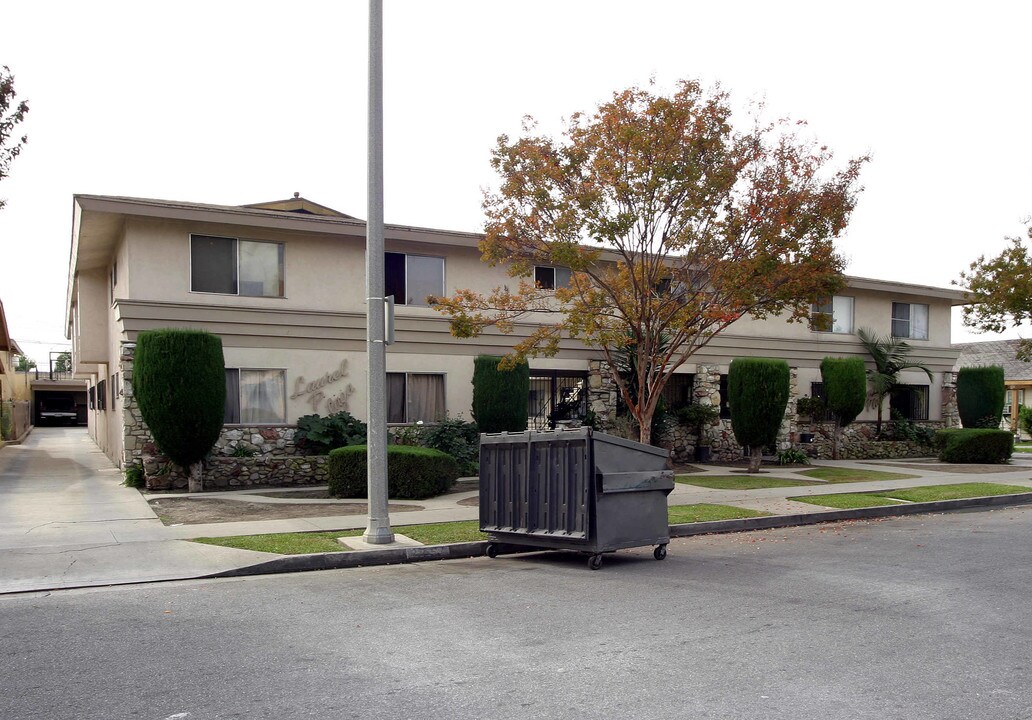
xmin=588 ymin=554 xmax=604 ymax=571
xmin=654 ymin=544 xmax=668 ymax=561
xmin=486 ymin=543 xmax=499 ymax=559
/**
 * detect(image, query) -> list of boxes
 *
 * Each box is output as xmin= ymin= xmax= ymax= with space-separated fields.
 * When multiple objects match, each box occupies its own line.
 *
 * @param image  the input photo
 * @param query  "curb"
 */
xmin=209 ymin=492 xmax=1032 ymax=580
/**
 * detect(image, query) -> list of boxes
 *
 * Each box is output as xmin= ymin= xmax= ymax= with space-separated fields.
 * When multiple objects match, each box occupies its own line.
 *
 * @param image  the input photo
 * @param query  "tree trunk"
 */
xmin=747 ymin=446 xmax=763 ymax=473
xmin=188 ymin=461 xmax=203 ymax=493
xmin=875 ymin=402 xmax=884 ymax=439
xmin=832 ymin=421 xmax=841 ymax=460
xmin=638 ymin=415 xmax=652 ymax=446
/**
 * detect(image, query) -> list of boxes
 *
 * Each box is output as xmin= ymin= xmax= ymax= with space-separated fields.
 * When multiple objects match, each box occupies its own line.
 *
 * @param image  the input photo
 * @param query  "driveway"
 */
xmin=0 ymin=428 xmax=275 ymax=593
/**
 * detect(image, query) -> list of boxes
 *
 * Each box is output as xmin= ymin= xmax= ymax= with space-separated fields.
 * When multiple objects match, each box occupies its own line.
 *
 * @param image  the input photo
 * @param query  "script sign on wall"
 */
xmin=290 ymin=358 xmax=355 ymax=415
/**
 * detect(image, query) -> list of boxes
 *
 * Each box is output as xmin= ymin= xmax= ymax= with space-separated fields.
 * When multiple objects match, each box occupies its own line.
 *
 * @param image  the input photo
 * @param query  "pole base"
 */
xmin=362 ymin=525 xmax=395 ymax=545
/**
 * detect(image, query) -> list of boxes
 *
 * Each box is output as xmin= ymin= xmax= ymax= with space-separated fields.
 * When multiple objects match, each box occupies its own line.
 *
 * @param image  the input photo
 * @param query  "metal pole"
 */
xmin=364 ymin=0 xmax=393 ymax=544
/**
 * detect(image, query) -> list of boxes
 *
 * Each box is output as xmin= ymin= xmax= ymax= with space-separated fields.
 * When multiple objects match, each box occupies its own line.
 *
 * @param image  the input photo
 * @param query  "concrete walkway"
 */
xmin=3 ymin=427 xmax=1032 ymax=594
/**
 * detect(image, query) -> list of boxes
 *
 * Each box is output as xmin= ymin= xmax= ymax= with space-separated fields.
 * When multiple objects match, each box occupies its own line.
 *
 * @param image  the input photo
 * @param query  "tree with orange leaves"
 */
xmin=432 ymin=80 xmax=868 ymax=445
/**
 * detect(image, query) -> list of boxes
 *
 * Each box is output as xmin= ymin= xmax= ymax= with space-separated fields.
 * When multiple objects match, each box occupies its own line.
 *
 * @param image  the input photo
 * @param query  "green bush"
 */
xmin=294 ymin=411 xmax=368 ymax=455
xmin=395 ymin=416 xmax=480 ymax=475
xmin=328 ymin=445 xmax=460 ymax=499
xmin=820 ymin=357 xmax=866 ymax=426
xmin=936 ymin=428 xmax=1014 ymax=464
xmin=957 ymin=366 xmax=1005 ymax=428
xmin=471 ymin=355 xmax=529 ymax=433
xmin=890 ymin=409 xmax=936 ymax=445
xmin=728 ymin=358 xmax=790 ymax=448
xmin=1019 ymin=405 xmax=1032 ymax=437
xmin=777 ymin=448 xmax=810 ymax=465
xmin=795 ymin=396 xmax=826 ymax=420
xmin=133 ymin=329 xmax=225 ymax=470
xmin=122 ymin=464 xmax=145 ymax=488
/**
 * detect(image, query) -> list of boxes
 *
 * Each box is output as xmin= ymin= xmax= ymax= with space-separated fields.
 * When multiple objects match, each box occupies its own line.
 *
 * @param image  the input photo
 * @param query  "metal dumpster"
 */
xmin=479 ymin=427 xmax=674 ymax=570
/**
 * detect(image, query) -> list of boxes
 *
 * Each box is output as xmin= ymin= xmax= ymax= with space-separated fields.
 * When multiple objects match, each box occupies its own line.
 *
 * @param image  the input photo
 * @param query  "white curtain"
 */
xmin=240 ymin=370 xmax=286 ymax=423
xmin=406 ymin=374 xmax=445 ymax=422
xmin=911 ymin=304 xmax=929 ymax=340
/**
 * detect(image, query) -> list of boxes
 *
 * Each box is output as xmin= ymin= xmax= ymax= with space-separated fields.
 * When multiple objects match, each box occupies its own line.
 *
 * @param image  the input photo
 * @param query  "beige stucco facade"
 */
xmin=66 ymin=194 xmax=966 ymax=468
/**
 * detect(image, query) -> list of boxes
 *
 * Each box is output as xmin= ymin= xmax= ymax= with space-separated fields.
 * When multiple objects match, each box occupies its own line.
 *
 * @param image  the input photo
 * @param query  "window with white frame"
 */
xmin=891 ymin=302 xmax=929 ymax=340
xmin=224 ymin=368 xmax=286 ymax=424
xmin=191 ymin=235 xmax=284 ymax=297
xmin=386 ymin=372 xmax=445 ymax=423
xmin=534 ymin=266 xmax=572 ymax=290
xmin=811 ymin=296 xmax=854 ymax=333
xmin=384 ymin=252 xmax=444 ymax=306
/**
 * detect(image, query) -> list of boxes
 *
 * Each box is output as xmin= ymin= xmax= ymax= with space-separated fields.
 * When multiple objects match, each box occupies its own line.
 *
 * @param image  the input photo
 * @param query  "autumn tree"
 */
xmin=0 ymin=65 xmax=29 ymax=211
xmin=958 ymin=223 xmax=1032 ymax=360
xmin=433 ymin=80 xmax=867 ymax=444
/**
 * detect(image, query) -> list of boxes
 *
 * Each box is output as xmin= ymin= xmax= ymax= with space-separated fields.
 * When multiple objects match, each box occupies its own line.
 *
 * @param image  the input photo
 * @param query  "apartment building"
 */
xmin=65 ymin=194 xmax=966 ymax=468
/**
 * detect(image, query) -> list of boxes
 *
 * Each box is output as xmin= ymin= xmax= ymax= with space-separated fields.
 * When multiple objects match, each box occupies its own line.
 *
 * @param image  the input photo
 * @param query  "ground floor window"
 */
xmin=890 ymin=384 xmax=929 ymax=421
xmin=225 ymin=368 xmax=287 ymax=424
xmin=528 ymin=370 xmax=587 ymax=430
xmin=719 ymin=375 xmax=731 ymax=418
xmin=660 ymin=373 xmax=695 ymax=409
xmin=388 ymin=372 xmax=445 ymax=423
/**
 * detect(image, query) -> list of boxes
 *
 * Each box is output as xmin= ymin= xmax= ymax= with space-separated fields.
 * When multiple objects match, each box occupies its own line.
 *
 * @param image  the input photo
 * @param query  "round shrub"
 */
xmin=134 ymin=329 xmax=225 ymax=469
xmin=957 ymin=366 xmax=1005 ymax=428
xmin=328 ymin=445 xmax=460 ymax=499
xmin=472 ymin=355 xmax=529 ymax=433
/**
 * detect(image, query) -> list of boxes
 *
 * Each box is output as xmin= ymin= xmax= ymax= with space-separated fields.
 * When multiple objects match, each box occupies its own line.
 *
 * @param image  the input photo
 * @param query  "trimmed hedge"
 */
xmin=820 ymin=357 xmax=866 ymax=426
xmin=935 ymin=428 xmax=1014 ymax=464
xmin=327 ymin=445 xmax=460 ymax=499
xmin=471 ymin=355 xmax=529 ymax=433
xmin=957 ymin=365 xmax=1005 ymax=428
xmin=728 ymin=357 xmax=790 ymax=448
xmin=134 ymin=329 xmax=225 ymax=469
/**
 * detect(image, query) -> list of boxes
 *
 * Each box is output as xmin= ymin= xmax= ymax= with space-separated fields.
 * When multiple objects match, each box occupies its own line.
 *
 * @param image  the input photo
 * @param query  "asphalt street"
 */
xmin=2 ymin=507 xmax=1031 ymax=720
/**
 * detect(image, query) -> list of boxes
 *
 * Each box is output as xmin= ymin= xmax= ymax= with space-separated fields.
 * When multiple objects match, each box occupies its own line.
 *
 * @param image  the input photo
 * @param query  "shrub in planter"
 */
xmin=328 ymin=445 xmax=460 ymax=499
xmin=397 ymin=417 xmax=480 ymax=476
xmin=935 ymin=428 xmax=1013 ymax=464
xmin=957 ymin=365 xmax=1005 ymax=428
xmin=728 ymin=357 xmax=790 ymax=472
xmin=134 ymin=329 xmax=225 ymax=492
xmin=821 ymin=356 xmax=867 ymax=460
xmin=295 ymin=411 xmax=368 ymax=454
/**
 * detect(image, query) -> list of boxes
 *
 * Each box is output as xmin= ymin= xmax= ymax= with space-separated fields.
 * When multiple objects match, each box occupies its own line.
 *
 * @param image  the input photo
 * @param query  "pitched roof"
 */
xmin=953 ymin=339 xmax=1032 ymax=380
xmin=241 ymin=196 xmax=358 ymax=219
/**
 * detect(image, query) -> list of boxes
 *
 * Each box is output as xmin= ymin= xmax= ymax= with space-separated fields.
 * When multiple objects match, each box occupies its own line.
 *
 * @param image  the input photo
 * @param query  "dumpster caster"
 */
xmin=653 ymin=544 xmax=668 ymax=561
xmin=486 ymin=544 xmax=499 ymax=559
xmin=588 ymin=554 xmax=603 ymax=571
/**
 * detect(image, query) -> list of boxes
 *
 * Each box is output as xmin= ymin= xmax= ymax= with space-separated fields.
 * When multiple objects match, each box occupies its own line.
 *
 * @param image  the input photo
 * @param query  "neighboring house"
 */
xmin=954 ymin=340 xmax=1032 ymax=434
xmin=0 ymin=298 xmax=23 ymax=404
xmin=0 ymin=298 xmax=31 ymax=441
xmin=65 ymin=194 xmax=966 ymax=469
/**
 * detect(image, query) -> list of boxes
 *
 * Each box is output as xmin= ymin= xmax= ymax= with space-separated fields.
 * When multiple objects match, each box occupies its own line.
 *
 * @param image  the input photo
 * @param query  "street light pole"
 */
xmin=363 ymin=0 xmax=393 ymax=544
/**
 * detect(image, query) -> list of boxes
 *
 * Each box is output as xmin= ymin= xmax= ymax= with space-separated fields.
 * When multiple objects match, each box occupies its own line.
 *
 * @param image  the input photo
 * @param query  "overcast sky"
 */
xmin=2 ymin=0 xmax=1030 ymax=364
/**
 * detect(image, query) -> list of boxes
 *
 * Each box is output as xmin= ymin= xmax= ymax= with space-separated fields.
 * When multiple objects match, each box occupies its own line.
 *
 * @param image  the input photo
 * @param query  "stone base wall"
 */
xmin=144 ymin=454 xmax=329 ymax=491
xmin=214 ymin=426 xmax=299 ymax=457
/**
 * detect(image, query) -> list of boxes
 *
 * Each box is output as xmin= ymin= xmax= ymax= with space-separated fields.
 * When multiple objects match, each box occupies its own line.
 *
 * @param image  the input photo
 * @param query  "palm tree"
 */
xmin=856 ymin=327 xmax=933 ymax=437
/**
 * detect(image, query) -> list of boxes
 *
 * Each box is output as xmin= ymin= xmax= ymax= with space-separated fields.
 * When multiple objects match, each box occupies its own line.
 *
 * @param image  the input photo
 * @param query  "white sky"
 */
xmin=2 ymin=0 xmax=1030 ymax=365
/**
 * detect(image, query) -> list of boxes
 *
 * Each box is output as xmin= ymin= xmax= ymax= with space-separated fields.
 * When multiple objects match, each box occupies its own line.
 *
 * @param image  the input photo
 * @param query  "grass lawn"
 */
xmin=668 ymin=503 xmax=772 ymax=524
xmin=790 ymin=482 xmax=1032 ymax=510
xmin=790 ymin=493 xmax=907 ymax=509
xmin=1013 ymin=444 xmax=1032 ymax=454
xmin=798 ymin=467 xmax=918 ymax=483
xmin=884 ymin=482 xmax=1032 ymax=503
xmin=193 ymin=521 xmax=488 ymax=555
xmin=676 ymin=475 xmax=823 ymax=490
xmin=194 ymin=505 xmax=782 ymax=555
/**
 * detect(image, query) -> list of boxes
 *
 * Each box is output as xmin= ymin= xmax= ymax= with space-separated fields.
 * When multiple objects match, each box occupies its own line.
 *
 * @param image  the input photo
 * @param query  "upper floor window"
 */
xmin=534 ymin=266 xmax=572 ymax=290
xmin=811 ymin=296 xmax=854 ymax=334
xmin=891 ymin=302 xmax=928 ymax=340
xmin=385 ymin=252 xmax=444 ymax=306
xmin=191 ymin=235 xmax=284 ymax=297
xmin=224 ymin=368 xmax=286 ymax=424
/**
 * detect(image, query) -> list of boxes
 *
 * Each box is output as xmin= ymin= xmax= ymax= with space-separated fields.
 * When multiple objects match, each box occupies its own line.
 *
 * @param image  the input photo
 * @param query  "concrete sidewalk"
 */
xmin=3 ymin=427 xmax=1031 ymax=594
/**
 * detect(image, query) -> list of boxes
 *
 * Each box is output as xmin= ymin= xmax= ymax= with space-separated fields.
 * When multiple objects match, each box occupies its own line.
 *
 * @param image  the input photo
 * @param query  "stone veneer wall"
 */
xmin=143 ymin=454 xmax=329 ymax=491
xmin=658 ymin=362 xmax=944 ymax=463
